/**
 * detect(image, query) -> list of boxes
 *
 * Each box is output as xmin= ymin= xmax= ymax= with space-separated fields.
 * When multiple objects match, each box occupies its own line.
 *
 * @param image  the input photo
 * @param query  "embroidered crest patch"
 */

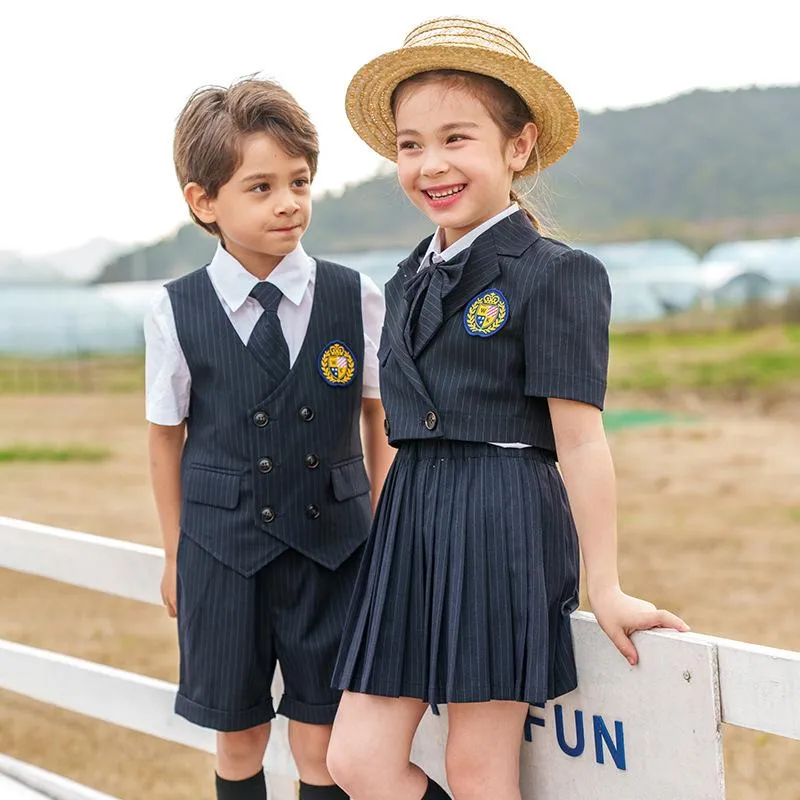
xmin=464 ymin=289 xmax=508 ymax=337
xmin=318 ymin=341 xmax=357 ymax=386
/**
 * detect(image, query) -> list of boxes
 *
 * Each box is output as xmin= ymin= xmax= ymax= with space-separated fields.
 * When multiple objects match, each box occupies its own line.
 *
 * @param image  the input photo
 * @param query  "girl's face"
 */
xmin=394 ymin=82 xmax=535 ymax=248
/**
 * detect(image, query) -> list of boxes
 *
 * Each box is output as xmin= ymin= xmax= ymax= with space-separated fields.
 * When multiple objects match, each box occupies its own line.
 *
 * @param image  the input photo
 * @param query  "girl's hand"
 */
xmin=161 ymin=557 xmax=177 ymax=618
xmin=590 ymin=587 xmax=690 ymax=666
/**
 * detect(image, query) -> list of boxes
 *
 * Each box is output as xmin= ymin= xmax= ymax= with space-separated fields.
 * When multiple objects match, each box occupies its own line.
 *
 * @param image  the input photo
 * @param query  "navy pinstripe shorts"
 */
xmin=175 ymin=534 xmax=362 ymax=731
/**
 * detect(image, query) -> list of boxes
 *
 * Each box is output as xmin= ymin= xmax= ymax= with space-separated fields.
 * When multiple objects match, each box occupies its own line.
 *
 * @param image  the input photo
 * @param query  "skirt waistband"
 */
xmin=394 ymin=439 xmax=555 ymax=463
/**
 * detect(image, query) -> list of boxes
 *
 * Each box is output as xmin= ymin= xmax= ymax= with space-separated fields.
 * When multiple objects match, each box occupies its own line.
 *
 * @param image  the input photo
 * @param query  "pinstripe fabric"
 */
xmin=166 ymin=260 xmax=371 ymax=576
xmin=176 ymin=534 xmax=363 ymax=730
xmin=332 ymin=441 xmax=579 ymax=706
xmin=246 ymin=282 xmax=290 ymax=379
xmin=380 ymin=211 xmax=612 ymax=454
xmin=333 ymin=211 xmax=611 ymax=706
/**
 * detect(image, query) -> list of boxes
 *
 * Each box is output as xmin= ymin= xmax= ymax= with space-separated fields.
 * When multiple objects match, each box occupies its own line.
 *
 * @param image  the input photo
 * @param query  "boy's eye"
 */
xmin=446 ymin=134 xmax=466 ymax=144
xmin=252 ymin=183 xmax=270 ymax=193
xmin=293 ymin=178 xmax=310 ymax=188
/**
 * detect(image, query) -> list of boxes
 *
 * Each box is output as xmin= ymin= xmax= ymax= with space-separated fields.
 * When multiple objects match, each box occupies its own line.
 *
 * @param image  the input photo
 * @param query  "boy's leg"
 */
xmin=264 ymin=547 xmax=364 ymax=797
xmin=174 ymin=535 xmax=277 ymax=798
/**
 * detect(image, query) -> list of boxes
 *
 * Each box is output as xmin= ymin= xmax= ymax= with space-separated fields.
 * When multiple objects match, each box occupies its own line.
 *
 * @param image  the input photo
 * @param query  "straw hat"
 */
xmin=345 ymin=17 xmax=579 ymax=175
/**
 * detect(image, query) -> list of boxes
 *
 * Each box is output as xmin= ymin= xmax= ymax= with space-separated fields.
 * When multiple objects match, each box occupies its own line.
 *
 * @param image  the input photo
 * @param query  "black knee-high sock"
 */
xmin=215 ymin=769 xmax=267 ymax=800
xmin=298 ymin=782 xmax=348 ymax=799
xmin=423 ymin=775 xmax=451 ymax=799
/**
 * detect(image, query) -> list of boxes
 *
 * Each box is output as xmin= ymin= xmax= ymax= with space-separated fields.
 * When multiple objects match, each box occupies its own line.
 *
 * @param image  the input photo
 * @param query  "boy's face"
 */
xmin=188 ymin=132 xmax=312 ymax=274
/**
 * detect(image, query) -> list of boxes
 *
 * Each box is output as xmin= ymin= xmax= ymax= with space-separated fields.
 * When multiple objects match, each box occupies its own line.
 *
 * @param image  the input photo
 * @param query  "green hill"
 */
xmin=95 ymin=84 xmax=800 ymax=284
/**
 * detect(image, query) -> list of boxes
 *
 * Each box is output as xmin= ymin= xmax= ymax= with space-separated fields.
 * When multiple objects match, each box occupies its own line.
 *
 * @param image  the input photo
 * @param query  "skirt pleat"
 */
xmin=332 ymin=441 xmax=579 ymax=706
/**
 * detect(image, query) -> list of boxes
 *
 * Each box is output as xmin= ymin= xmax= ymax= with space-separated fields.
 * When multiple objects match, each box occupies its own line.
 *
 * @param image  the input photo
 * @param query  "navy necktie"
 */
xmin=403 ymin=247 xmax=472 ymax=357
xmin=247 ymin=282 xmax=290 ymax=382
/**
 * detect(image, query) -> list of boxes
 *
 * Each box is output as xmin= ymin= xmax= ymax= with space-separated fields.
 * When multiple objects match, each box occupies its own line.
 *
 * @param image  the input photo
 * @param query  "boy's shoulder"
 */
xmin=312 ymin=257 xmax=361 ymax=281
xmin=165 ymin=264 xmax=210 ymax=295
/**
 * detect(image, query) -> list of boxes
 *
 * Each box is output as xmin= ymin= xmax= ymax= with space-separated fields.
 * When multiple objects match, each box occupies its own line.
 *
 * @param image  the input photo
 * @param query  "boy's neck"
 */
xmin=221 ymin=240 xmax=288 ymax=281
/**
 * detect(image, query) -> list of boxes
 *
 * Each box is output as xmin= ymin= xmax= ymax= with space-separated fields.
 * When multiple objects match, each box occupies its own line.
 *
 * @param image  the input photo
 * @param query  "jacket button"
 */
xmin=261 ymin=507 xmax=275 ymax=523
xmin=383 ymin=418 xmax=390 ymax=436
xmin=258 ymin=458 xmax=273 ymax=474
xmin=305 ymin=504 xmax=320 ymax=520
xmin=304 ymin=453 xmax=320 ymax=469
xmin=299 ymin=406 xmax=315 ymax=422
xmin=424 ymin=411 xmax=438 ymax=431
xmin=253 ymin=411 xmax=269 ymax=427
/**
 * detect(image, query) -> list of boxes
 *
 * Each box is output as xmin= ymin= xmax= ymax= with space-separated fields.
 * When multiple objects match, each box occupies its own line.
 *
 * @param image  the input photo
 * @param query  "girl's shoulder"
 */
xmin=503 ymin=236 xmax=610 ymax=302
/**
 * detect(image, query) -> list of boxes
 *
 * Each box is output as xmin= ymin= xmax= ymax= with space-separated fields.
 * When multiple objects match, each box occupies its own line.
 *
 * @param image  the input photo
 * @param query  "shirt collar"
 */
xmin=420 ymin=203 xmax=520 ymax=269
xmin=207 ymin=242 xmax=313 ymax=311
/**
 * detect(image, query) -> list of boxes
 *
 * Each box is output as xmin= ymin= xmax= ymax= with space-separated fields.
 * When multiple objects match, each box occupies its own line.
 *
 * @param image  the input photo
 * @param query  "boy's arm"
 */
xmin=361 ymin=397 xmax=394 ymax=512
xmin=148 ymin=422 xmax=186 ymax=616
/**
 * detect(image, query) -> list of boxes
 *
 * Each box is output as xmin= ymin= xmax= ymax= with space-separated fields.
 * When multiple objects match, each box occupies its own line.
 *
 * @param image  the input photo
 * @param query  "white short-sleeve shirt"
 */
xmin=144 ymin=242 xmax=385 ymax=426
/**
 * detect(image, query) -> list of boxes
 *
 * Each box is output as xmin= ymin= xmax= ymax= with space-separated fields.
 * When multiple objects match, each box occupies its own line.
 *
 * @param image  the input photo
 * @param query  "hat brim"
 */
xmin=345 ymin=45 xmax=579 ymax=176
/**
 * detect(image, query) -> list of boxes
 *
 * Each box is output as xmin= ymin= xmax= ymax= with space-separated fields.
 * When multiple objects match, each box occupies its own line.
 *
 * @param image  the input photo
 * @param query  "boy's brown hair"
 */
xmin=174 ymin=77 xmax=319 ymax=236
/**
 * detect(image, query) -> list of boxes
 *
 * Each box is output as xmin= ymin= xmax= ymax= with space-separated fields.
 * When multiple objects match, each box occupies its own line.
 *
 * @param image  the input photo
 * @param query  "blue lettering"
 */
xmin=592 ymin=715 xmax=626 ymax=770
xmin=555 ymin=705 xmax=585 ymax=758
xmin=524 ymin=705 xmax=546 ymax=742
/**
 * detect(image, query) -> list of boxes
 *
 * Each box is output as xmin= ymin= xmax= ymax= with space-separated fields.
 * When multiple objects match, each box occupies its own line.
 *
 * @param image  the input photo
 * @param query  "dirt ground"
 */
xmin=0 ymin=392 xmax=798 ymax=799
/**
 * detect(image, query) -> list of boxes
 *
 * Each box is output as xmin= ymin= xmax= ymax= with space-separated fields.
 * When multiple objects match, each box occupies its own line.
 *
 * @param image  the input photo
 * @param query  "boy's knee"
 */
xmin=289 ymin=721 xmax=333 ymax=776
xmin=217 ymin=724 xmax=270 ymax=773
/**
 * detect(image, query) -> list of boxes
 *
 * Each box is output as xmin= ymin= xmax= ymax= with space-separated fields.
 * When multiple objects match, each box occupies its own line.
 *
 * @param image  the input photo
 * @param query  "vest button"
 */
xmin=383 ymin=418 xmax=390 ymax=436
xmin=261 ymin=507 xmax=275 ymax=523
xmin=304 ymin=453 xmax=320 ymax=469
xmin=299 ymin=406 xmax=315 ymax=422
xmin=305 ymin=504 xmax=320 ymax=520
xmin=258 ymin=458 xmax=273 ymax=474
xmin=253 ymin=411 xmax=269 ymax=427
xmin=424 ymin=411 xmax=438 ymax=431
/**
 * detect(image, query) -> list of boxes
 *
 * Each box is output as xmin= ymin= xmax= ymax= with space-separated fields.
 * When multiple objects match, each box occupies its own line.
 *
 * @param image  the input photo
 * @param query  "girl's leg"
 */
xmin=327 ymin=691 xmax=430 ymax=799
xmin=445 ymin=701 xmax=528 ymax=800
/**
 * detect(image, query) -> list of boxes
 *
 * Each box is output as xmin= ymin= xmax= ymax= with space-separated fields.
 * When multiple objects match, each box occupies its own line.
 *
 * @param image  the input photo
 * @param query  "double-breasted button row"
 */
xmin=255 ymin=407 xmax=315 ymax=426
xmin=261 ymin=504 xmax=321 ymax=522
xmin=257 ymin=455 xmax=318 ymax=472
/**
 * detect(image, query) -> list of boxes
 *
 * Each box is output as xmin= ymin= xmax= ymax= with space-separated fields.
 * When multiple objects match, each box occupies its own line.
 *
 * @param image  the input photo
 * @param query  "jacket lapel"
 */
xmin=440 ymin=210 xmax=541 ymax=323
xmin=384 ymin=242 xmax=437 ymax=404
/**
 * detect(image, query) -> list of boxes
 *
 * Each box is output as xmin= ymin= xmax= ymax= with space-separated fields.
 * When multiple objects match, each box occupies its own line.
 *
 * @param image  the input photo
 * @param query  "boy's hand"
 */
xmin=161 ymin=557 xmax=177 ymax=618
xmin=590 ymin=586 xmax=689 ymax=666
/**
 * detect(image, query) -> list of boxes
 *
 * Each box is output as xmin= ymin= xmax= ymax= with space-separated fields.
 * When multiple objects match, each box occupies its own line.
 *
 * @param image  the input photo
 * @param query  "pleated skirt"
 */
xmin=332 ymin=440 xmax=580 ymax=706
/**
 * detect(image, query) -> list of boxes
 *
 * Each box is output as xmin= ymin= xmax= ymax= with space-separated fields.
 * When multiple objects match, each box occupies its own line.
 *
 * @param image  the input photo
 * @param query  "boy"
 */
xmin=145 ymin=78 xmax=392 ymax=800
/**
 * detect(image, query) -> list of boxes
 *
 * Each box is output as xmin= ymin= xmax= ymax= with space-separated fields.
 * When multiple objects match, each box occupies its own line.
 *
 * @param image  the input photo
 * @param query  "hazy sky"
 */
xmin=2 ymin=0 xmax=797 ymax=255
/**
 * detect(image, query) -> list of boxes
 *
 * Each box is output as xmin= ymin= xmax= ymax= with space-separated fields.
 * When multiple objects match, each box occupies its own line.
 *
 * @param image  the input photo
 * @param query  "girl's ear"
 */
xmin=508 ymin=122 xmax=538 ymax=173
xmin=183 ymin=183 xmax=217 ymax=225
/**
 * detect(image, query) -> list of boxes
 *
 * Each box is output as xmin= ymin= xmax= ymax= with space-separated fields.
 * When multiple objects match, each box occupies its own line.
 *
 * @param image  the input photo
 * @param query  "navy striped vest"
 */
xmin=167 ymin=260 xmax=369 ymax=577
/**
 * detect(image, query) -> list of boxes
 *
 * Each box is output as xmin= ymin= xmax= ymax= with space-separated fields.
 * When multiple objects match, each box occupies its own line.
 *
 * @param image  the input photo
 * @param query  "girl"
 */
xmin=328 ymin=17 xmax=689 ymax=800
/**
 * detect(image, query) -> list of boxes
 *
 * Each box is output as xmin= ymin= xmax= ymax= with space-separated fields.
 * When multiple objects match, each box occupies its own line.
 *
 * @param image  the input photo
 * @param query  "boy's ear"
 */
xmin=183 ymin=182 xmax=217 ymax=224
xmin=508 ymin=122 xmax=538 ymax=173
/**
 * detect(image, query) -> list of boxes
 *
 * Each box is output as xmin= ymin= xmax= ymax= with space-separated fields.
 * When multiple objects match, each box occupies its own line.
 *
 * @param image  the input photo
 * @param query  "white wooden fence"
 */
xmin=1 ymin=515 xmax=799 ymax=799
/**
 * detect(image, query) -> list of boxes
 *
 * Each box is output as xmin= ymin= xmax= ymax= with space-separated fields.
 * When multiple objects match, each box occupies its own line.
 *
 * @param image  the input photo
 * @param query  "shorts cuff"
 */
xmin=175 ymin=693 xmax=276 ymax=732
xmin=278 ymin=695 xmax=339 ymax=724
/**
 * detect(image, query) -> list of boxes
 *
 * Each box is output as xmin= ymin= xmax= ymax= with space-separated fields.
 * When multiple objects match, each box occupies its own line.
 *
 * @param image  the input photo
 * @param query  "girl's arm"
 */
xmin=361 ymin=397 xmax=395 ymax=512
xmin=550 ymin=398 xmax=689 ymax=665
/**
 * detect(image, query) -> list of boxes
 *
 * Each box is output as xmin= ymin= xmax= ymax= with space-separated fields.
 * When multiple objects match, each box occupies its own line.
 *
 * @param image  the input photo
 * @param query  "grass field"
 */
xmin=0 ymin=325 xmax=798 ymax=799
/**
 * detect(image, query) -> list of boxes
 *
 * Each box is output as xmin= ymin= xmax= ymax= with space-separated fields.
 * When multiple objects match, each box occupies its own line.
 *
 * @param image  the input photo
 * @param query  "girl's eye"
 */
xmin=447 ymin=134 xmax=466 ymax=144
xmin=252 ymin=183 xmax=270 ymax=193
xmin=398 ymin=140 xmax=420 ymax=150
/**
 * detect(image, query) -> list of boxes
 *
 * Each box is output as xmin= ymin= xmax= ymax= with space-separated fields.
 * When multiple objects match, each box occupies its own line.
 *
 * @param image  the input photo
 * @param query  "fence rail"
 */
xmin=1 ymin=516 xmax=799 ymax=799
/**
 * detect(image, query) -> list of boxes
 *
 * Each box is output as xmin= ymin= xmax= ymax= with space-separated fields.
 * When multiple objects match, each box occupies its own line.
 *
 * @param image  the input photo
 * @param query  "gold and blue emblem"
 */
xmin=318 ymin=340 xmax=357 ymax=386
xmin=464 ymin=289 xmax=508 ymax=337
